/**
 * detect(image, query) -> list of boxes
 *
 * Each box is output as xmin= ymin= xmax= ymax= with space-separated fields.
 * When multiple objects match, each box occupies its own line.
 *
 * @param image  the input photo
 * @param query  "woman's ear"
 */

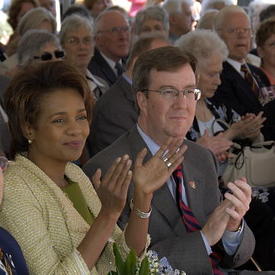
xmin=22 ymin=122 xmax=34 ymax=143
xmin=257 ymin=47 xmax=264 ymax=58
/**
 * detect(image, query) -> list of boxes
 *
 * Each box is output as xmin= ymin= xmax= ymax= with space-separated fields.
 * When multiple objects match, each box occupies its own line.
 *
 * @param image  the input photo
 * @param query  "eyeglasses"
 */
xmin=65 ymin=36 xmax=93 ymax=46
xmin=97 ymin=26 xmax=130 ymax=35
xmin=218 ymin=27 xmax=251 ymax=35
xmin=142 ymin=87 xmax=201 ymax=101
xmin=33 ymin=50 xmax=64 ymax=61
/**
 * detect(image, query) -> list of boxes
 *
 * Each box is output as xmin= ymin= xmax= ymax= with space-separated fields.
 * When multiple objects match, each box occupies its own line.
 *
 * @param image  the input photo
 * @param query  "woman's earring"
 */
xmin=28 ymin=139 xmax=32 ymax=144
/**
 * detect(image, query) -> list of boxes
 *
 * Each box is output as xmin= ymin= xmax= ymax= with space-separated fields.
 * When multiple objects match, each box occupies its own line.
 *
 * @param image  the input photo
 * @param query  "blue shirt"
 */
xmin=137 ymin=124 xmax=243 ymax=256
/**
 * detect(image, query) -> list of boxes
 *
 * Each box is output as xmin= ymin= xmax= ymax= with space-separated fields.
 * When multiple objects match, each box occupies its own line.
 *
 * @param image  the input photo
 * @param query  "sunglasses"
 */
xmin=33 ymin=50 xmax=64 ymax=61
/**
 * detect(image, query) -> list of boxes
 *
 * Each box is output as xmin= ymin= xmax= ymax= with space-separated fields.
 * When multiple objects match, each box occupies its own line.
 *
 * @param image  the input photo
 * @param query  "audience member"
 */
xmin=196 ymin=9 xmax=219 ymax=30
xmin=211 ymin=6 xmax=269 ymax=116
xmin=83 ymin=0 xmax=112 ymax=19
xmin=0 ymin=61 xmax=183 ymax=274
xmin=200 ymin=0 xmax=235 ymax=16
xmin=259 ymin=4 xmax=275 ymax=22
xmin=256 ymin=17 xmax=275 ymax=85
xmin=60 ymin=14 xmax=108 ymax=100
xmin=88 ymin=10 xmax=130 ymax=86
xmin=132 ymin=5 xmax=169 ymax=38
xmin=38 ymin=0 xmax=56 ymax=16
xmin=177 ymin=29 xmax=275 ymax=271
xmin=0 ymin=7 xmax=56 ymax=75
xmin=62 ymin=4 xmax=91 ymax=20
xmin=0 ymin=159 xmax=29 ymax=274
xmin=163 ymin=0 xmax=194 ymax=43
xmin=7 ymin=0 xmax=39 ymax=31
xmin=17 ymin=29 xmax=62 ymax=66
xmin=87 ymin=33 xmax=170 ymax=157
xmin=83 ymin=46 xmax=259 ymax=274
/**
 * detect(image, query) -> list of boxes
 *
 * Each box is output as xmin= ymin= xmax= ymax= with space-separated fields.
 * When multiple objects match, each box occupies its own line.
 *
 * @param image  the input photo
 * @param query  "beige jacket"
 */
xmin=0 ymin=155 xmax=133 ymax=275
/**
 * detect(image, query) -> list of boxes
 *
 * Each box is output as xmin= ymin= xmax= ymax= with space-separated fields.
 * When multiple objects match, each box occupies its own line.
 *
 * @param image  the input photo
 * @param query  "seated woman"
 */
xmin=256 ymin=17 xmax=275 ymax=86
xmin=60 ymin=14 xmax=108 ymax=100
xmin=0 ymin=157 xmax=29 ymax=274
xmin=176 ymin=30 xmax=265 ymax=164
xmin=0 ymin=61 xmax=185 ymax=274
xmin=176 ymin=29 xmax=275 ymax=271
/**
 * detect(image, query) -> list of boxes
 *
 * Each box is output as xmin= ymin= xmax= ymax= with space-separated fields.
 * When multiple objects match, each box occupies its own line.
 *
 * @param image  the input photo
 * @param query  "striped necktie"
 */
xmin=173 ymin=165 xmax=224 ymax=275
xmin=115 ymin=62 xmax=123 ymax=76
xmin=241 ymin=64 xmax=259 ymax=97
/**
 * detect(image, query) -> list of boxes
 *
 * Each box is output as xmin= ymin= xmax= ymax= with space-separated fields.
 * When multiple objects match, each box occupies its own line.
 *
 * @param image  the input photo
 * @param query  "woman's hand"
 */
xmin=92 ymin=155 xmax=132 ymax=219
xmin=228 ymin=112 xmax=266 ymax=140
xmin=197 ymin=130 xmax=232 ymax=157
xmin=133 ymin=138 xmax=187 ymax=200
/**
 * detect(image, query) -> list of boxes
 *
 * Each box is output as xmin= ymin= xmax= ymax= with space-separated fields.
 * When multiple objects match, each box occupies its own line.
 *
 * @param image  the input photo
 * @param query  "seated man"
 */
xmin=87 ymin=33 xmax=169 ymax=156
xmin=88 ymin=10 xmax=130 ymax=86
xmin=211 ymin=5 xmax=269 ymax=116
xmin=83 ymin=46 xmax=271 ymax=274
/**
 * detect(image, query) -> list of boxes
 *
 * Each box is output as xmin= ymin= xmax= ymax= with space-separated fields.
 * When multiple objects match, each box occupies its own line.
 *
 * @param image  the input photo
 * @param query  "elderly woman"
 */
xmin=60 ymin=14 xmax=108 ymax=100
xmin=0 ymin=61 xmax=184 ymax=274
xmin=256 ymin=17 xmax=275 ymax=85
xmin=133 ymin=5 xmax=169 ymax=38
xmin=176 ymin=30 xmax=265 ymax=161
xmin=0 ymin=157 xmax=29 ymax=274
xmin=0 ymin=7 xmax=57 ymax=76
xmin=17 ymin=29 xmax=63 ymax=66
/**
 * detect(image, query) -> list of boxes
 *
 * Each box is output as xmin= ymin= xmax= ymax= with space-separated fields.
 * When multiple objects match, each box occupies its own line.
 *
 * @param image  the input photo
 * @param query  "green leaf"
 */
xmin=125 ymin=249 xmax=137 ymax=275
xmin=113 ymin=243 xmax=125 ymax=275
xmin=139 ymin=257 xmax=150 ymax=275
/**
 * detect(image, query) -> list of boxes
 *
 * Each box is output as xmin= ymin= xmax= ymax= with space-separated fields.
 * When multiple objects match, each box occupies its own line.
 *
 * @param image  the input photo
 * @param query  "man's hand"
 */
xmin=224 ymin=178 xmax=251 ymax=232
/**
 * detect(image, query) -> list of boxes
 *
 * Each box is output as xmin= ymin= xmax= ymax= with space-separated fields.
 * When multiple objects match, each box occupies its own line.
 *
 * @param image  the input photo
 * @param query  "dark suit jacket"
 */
xmin=83 ymin=126 xmax=255 ymax=274
xmin=210 ymin=61 xmax=269 ymax=116
xmin=87 ymin=75 xmax=138 ymax=157
xmin=88 ymin=48 xmax=119 ymax=87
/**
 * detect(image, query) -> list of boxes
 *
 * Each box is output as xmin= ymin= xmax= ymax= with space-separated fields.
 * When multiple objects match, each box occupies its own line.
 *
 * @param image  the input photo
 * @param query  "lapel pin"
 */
xmin=188 ymin=181 xmax=196 ymax=189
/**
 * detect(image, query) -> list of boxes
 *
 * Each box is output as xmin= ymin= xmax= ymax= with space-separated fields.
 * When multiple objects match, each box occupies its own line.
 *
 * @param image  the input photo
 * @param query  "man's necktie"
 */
xmin=115 ymin=62 xmax=123 ymax=76
xmin=173 ymin=165 xmax=224 ymax=275
xmin=241 ymin=64 xmax=259 ymax=97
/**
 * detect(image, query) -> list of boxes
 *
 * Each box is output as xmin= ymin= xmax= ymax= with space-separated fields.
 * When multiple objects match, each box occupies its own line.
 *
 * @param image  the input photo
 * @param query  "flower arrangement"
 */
xmin=108 ymin=243 xmax=186 ymax=275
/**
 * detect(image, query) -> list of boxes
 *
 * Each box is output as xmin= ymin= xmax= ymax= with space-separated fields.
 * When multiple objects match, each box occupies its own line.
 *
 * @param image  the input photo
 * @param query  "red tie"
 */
xmin=173 ymin=165 xmax=224 ymax=275
xmin=241 ymin=64 xmax=259 ymax=97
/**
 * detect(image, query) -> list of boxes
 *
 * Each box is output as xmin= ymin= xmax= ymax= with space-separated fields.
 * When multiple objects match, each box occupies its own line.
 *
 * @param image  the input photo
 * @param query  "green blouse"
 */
xmin=62 ymin=180 xmax=93 ymax=225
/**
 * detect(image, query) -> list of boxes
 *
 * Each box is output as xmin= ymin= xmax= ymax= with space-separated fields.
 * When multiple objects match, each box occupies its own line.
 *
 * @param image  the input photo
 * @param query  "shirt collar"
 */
xmin=227 ymin=57 xmax=244 ymax=74
xmin=136 ymin=124 xmax=160 ymax=156
xmin=100 ymin=51 xmax=122 ymax=72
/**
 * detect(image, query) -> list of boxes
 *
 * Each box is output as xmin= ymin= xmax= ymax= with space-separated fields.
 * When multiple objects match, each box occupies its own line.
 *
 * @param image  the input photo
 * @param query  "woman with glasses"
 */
xmin=17 ymin=29 xmax=64 ymax=66
xmin=60 ymin=14 xmax=108 ymax=100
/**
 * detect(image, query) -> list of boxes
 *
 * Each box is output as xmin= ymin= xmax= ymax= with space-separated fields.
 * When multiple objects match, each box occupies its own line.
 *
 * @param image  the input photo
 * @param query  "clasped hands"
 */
xmin=202 ymin=177 xmax=251 ymax=246
xmin=91 ymin=138 xmax=187 ymax=219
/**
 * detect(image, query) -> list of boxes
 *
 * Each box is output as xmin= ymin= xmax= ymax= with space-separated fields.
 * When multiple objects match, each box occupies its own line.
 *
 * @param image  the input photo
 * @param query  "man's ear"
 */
xmin=136 ymin=91 xmax=148 ymax=115
xmin=169 ymin=14 xmax=178 ymax=26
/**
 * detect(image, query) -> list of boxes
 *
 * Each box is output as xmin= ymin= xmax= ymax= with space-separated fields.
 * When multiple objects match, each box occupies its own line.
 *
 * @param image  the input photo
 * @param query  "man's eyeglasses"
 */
xmin=142 ymin=87 xmax=201 ymax=101
xmin=218 ymin=28 xmax=251 ymax=35
xmin=97 ymin=26 xmax=130 ymax=35
xmin=33 ymin=50 xmax=64 ymax=61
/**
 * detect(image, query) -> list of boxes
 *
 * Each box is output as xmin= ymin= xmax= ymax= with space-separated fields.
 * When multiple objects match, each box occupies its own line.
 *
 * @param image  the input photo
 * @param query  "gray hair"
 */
xmin=17 ymin=29 xmax=60 ymax=65
xmin=162 ymin=0 xmax=193 ymax=15
xmin=197 ymin=9 xmax=219 ymax=30
xmin=60 ymin=14 xmax=94 ymax=46
xmin=214 ymin=5 xmax=249 ymax=31
xmin=200 ymin=0 xmax=235 ymax=15
xmin=134 ymin=6 xmax=169 ymax=35
xmin=17 ymin=7 xmax=56 ymax=36
xmin=175 ymin=29 xmax=228 ymax=69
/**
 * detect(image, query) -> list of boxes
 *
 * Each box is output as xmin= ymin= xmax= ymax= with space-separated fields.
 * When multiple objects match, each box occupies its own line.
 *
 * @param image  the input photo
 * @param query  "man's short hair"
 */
xmin=162 ymin=0 xmax=193 ymax=15
xmin=132 ymin=46 xmax=195 ymax=95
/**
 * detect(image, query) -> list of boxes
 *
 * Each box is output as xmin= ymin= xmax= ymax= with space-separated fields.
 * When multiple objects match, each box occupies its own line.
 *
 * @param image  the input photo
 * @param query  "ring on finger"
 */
xmin=162 ymin=157 xmax=168 ymax=162
xmin=166 ymin=161 xmax=172 ymax=168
